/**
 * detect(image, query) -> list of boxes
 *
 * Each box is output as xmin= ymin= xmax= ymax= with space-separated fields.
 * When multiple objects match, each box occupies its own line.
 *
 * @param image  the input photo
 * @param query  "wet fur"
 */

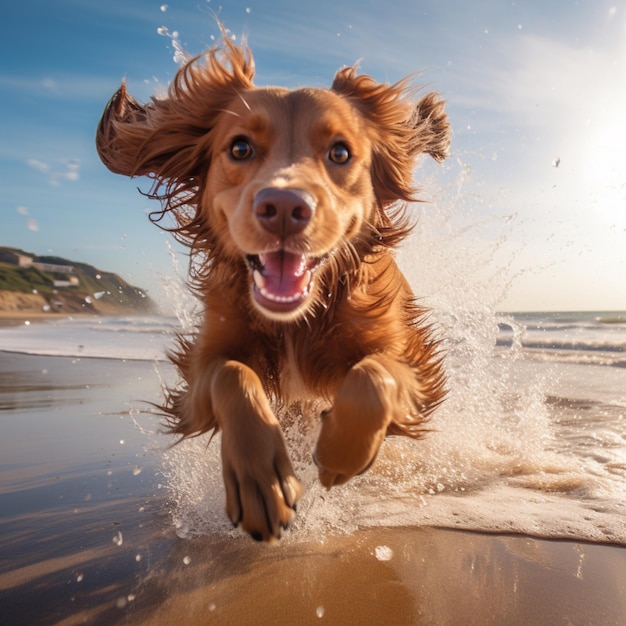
xmin=96 ymin=37 xmax=450 ymax=541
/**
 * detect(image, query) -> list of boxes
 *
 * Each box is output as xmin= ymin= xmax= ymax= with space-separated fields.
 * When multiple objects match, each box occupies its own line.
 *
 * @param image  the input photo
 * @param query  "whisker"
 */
xmin=236 ymin=91 xmax=251 ymax=111
xmin=217 ymin=108 xmax=243 ymax=118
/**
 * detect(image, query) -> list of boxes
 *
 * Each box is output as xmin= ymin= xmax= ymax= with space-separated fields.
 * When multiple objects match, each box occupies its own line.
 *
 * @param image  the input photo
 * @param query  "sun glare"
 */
xmin=584 ymin=112 xmax=626 ymax=190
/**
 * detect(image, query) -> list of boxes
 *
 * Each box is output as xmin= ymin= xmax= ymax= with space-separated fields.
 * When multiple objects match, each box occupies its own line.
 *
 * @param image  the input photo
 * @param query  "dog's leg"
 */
xmin=207 ymin=359 xmax=302 ymax=541
xmin=313 ymin=354 xmax=407 ymax=488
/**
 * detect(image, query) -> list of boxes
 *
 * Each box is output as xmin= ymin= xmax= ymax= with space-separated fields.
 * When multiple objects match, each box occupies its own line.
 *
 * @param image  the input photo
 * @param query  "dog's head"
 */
xmin=96 ymin=39 xmax=450 ymax=321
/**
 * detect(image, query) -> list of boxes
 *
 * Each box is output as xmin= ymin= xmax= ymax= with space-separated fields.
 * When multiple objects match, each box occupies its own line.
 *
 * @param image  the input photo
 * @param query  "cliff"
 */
xmin=0 ymin=246 xmax=157 ymax=316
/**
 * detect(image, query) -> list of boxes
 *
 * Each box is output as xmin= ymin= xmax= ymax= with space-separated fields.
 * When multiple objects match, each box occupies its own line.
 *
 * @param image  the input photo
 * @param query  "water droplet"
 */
xmin=183 ymin=555 xmax=191 ymax=565
xmin=135 ymin=554 xmax=142 ymax=562
xmin=113 ymin=531 xmax=123 ymax=546
xmin=208 ymin=602 xmax=216 ymax=612
xmin=316 ymin=606 xmax=325 ymax=618
xmin=76 ymin=573 xmax=84 ymax=582
xmin=374 ymin=545 xmax=393 ymax=561
xmin=133 ymin=465 xmax=142 ymax=476
xmin=160 ymin=3 xmax=168 ymax=11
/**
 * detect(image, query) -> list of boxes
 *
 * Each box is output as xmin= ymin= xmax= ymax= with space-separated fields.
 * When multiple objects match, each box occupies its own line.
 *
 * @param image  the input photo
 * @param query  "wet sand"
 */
xmin=1 ymin=351 xmax=626 ymax=625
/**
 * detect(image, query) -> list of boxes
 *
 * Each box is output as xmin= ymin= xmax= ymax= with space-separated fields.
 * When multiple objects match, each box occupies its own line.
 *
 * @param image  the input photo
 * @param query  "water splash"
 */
xmin=160 ymin=239 xmax=200 ymax=333
xmin=156 ymin=25 xmax=191 ymax=65
xmin=156 ymin=162 xmax=626 ymax=544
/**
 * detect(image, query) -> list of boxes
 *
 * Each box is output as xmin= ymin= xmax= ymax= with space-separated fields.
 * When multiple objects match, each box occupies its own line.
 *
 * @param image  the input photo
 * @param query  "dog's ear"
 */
xmin=95 ymin=39 xmax=255 ymax=180
xmin=411 ymin=91 xmax=451 ymax=164
xmin=331 ymin=67 xmax=450 ymax=205
xmin=96 ymin=82 xmax=154 ymax=177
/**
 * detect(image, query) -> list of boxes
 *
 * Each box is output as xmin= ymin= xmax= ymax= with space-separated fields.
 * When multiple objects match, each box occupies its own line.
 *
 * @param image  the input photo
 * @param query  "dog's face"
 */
xmin=205 ymin=87 xmax=377 ymax=319
xmin=96 ymin=41 xmax=450 ymax=321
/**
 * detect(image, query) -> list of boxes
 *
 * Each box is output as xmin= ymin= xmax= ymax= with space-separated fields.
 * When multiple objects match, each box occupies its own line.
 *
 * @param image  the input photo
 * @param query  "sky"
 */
xmin=2 ymin=0 xmax=625 ymax=312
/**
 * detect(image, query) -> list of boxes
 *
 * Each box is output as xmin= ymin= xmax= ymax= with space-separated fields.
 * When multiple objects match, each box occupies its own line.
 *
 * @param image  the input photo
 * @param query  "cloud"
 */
xmin=0 ymin=73 xmax=123 ymax=102
xmin=27 ymin=158 xmax=80 ymax=185
xmin=15 ymin=206 xmax=39 ymax=232
xmin=452 ymin=27 xmax=626 ymax=133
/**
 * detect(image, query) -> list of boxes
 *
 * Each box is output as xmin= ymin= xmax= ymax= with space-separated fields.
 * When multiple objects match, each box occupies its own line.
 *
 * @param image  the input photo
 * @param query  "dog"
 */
xmin=96 ymin=36 xmax=450 ymax=541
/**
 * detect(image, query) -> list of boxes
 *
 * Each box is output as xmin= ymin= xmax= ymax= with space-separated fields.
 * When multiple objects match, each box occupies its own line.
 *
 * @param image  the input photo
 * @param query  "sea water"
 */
xmin=1 ymin=305 xmax=624 ymax=545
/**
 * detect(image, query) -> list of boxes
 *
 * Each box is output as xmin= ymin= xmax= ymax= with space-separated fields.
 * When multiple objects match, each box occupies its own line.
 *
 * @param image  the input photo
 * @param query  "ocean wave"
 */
xmin=495 ymin=344 xmax=626 ymax=368
xmin=597 ymin=316 xmax=626 ymax=325
xmin=81 ymin=315 xmax=183 ymax=334
xmin=497 ymin=337 xmax=625 ymax=353
xmin=0 ymin=315 xmax=177 ymax=361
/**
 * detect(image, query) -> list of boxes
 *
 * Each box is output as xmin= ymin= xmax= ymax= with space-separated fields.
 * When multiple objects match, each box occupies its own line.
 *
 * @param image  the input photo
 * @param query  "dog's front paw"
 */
xmin=221 ymin=424 xmax=302 ymax=541
xmin=313 ymin=357 xmax=397 ymax=489
xmin=313 ymin=407 xmax=386 ymax=489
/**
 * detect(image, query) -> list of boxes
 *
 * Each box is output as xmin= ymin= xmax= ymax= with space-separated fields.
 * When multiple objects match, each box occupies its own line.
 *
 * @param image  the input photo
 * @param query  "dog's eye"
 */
xmin=328 ymin=142 xmax=351 ymax=164
xmin=229 ymin=138 xmax=254 ymax=161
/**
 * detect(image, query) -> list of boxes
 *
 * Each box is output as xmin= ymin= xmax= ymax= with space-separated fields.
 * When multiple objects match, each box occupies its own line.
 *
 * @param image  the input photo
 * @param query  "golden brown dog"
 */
xmin=96 ymin=37 xmax=450 ymax=541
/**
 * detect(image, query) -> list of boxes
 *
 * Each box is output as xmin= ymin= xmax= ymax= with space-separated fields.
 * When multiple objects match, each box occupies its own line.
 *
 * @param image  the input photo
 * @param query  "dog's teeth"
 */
xmin=258 ymin=253 xmax=267 ymax=266
xmin=259 ymin=288 xmax=300 ymax=303
xmin=253 ymin=269 xmax=265 ymax=289
xmin=253 ymin=267 xmax=313 ymax=306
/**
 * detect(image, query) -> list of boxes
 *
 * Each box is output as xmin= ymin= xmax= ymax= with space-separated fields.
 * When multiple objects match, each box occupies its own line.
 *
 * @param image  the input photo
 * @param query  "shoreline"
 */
xmin=0 ymin=310 xmax=82 ymax=325
xmin=0 ymin=309 xmax=161 ymax=325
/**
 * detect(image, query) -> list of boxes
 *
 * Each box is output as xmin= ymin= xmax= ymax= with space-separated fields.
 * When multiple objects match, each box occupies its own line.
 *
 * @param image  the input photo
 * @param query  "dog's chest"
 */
xmin=279 ymin=336 xmax=309 ymax=403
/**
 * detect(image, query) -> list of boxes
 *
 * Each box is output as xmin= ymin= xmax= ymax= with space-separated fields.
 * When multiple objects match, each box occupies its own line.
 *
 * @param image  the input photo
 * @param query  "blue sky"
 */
xmin=2 ymin=0 xmax=625 ymax=312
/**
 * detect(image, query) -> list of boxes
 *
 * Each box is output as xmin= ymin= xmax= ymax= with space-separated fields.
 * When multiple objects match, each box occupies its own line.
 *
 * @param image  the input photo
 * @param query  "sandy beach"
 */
xmin=1 ymin=350 xmax=626 ymax=625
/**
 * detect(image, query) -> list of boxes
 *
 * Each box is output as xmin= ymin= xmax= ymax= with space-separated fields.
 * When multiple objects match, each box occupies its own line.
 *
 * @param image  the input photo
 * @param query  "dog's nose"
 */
xmin=253 ymin=188 xmax=316 ymax=237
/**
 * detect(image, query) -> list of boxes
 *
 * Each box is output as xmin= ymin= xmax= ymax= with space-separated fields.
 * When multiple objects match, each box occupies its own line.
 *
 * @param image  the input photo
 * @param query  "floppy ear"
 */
xmin=95 ymin=39 xmax=256 ymax=181
xmin=331 ymin=67 xmax=450 ymax=205
xmin=96 ymin=82 xmax=154 ymax=177
xmin=411 ymin=91 xmax=451 ymax=164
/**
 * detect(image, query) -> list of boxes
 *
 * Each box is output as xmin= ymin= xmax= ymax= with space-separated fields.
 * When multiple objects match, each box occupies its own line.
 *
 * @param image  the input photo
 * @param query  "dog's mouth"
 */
xmin=246 ymin=251 xmax=323 ymax=316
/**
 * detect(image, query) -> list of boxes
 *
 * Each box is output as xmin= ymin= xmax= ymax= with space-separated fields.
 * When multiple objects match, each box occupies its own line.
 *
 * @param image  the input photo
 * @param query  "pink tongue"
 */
xmin=261 ymin=251 xmax=308 ymax=297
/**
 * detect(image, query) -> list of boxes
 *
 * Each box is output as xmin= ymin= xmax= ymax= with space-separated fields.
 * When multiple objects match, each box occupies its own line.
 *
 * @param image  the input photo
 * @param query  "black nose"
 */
xmin=253 ymin=188 xmax=316 ymax=237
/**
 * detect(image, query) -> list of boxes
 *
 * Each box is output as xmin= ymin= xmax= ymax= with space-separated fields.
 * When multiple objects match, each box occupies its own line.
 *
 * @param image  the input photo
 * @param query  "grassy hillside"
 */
xmin=0 ymin=246 xmax=157 ymax=315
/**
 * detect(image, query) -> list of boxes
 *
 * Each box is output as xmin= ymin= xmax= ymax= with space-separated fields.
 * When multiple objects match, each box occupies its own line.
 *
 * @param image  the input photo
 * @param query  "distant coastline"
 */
xmin=0 ymin=246 xmax=157 ymax=318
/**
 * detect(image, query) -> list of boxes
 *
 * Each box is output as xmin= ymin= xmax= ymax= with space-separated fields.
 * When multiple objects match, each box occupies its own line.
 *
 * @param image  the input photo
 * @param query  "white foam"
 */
xmin=0 ymin=316 xmax=175 ymax=361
